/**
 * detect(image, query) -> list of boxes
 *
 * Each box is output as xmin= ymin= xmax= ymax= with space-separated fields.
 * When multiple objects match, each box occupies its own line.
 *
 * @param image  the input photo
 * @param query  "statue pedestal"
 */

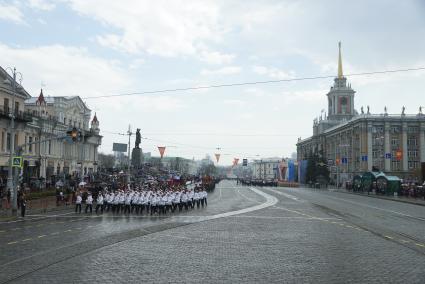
xmin=131 ymin=148 xmax=144 ymax=168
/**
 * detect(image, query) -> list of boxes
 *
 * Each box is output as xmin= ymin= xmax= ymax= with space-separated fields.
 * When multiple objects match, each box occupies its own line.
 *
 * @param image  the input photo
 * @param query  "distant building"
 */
xmin=296 ymin=43 xmax=425 ymax=184
xmin=251 ymin=158 xmax=281 ymax=180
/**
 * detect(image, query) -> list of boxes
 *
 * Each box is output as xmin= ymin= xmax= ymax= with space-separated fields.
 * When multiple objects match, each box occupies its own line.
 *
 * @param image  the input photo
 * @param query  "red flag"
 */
xmin=214 ymin=153 xmax=221 ymax=163
xmin=233 ymin=158 xmax=239 ymax=166
xmin=158 ymin=146 xmax=166 ymax=158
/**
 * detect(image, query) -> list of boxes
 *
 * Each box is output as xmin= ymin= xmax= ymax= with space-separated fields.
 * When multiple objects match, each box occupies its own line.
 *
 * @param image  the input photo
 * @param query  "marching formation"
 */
xmin=75 ymin=183 xmax=208 ymax=215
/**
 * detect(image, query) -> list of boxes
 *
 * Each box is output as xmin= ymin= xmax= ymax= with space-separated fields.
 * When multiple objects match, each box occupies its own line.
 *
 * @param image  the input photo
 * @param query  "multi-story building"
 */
xmin=0 ymin=66 xmax=102 ymax=188
xmin=0 ymin=67 xmax=32 ymax=184
xmin=25 ymin=90 xmax=102 ymax=184
xmin=251 ymin=158 xmax=281 ymax=180
xmin=296 ymin=43 xmax=425 ymax=184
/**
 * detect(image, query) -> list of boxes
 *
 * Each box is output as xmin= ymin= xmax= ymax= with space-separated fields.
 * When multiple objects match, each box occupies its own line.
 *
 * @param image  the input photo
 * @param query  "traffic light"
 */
xmin=67 ymin=127 xmax=80 ymax=142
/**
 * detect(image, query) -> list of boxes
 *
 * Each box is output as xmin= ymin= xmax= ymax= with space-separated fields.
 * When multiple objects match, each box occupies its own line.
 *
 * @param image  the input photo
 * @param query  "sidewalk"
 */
xmin=1 ymin=196 xmax=73 ymax=220
xmin=329 ymin=187 xmax=425 ymax=207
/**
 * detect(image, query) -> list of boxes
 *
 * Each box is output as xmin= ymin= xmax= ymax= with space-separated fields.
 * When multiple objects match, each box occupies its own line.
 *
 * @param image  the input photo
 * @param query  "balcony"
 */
xmin=0 ymin=107 xmax=32 ymax=122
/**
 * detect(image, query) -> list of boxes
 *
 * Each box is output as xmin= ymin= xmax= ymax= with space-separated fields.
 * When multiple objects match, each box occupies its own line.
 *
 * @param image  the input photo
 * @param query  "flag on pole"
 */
xmin=214 ymin=153 xmax=221 ymax=163
xmin=233 ymin=158 xmax=239 ymax=166
xmin=158 ymin=146 xmax=166 ymax=158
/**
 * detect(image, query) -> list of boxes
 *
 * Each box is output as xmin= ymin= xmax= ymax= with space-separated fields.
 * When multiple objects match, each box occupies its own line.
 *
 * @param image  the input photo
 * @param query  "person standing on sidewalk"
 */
xmin=21 ymin=193 xmax=27 ymax=217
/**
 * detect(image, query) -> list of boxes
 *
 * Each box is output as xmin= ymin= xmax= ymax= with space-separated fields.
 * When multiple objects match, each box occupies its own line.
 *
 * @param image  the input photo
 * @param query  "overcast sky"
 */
xmin=1 ymin=0 xmax=425 ymax=165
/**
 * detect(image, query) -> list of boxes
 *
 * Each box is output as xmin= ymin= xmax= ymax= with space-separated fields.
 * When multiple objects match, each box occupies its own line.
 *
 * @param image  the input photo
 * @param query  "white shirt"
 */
xmin=76 ymin=195 xmax=82 ymax=204
xmin=86 ymin=195 xmax=93 ymax=204
xmin=97 ymin=195 xmax=103 ymax=204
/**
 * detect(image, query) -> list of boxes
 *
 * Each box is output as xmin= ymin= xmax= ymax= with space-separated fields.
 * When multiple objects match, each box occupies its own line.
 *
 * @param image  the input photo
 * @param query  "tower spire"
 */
xmin=338 ymin=41 xmax=343 ymax=78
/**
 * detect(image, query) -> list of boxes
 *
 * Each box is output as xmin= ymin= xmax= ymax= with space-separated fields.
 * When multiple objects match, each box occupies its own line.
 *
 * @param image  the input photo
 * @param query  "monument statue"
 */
xmin=402 ymin=106 xmax=405 ymax=115
xmin=361 ymin=106 xmax=364 ymax=114
xmin=135 ymin=128 xmax=141 ymax=149
xmin=132 ymin=128 xmax=144 ymax=168
xmin=367 ymin=105 xmax=370 ymax=114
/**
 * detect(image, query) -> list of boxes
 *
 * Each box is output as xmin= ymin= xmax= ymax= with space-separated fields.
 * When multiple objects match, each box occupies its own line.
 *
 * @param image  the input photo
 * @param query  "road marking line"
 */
xmin=415 ymin=243 xmax=425 ymax=247
xmin=400 ymin=240 xmax=410 ymax=243
xmin=38 ymin=235 xmax=47 ymax=238
xmin=64 ymin=229 xmax=72 ymax=232
xmin=22 ymin=238 xmax=32 ymax=242
xmin=36 ymin=224 xmax=43 ymax=227
xmin=75 ymin=227 xmax=83 ymax=230
xmin=384 ymin=236 xmax=393 ymax=239
xmin=0 ymin=230 xmax=6 ymax=233
xmin=7 ymin=241 xmax=18 ymax=245
xmin=51 ymin=232 xmax=60 ymax=235
xmin=11 ymin=228 xmax=21 ymax=231
xmin=345 ymin=225 xmax=354 ymax=228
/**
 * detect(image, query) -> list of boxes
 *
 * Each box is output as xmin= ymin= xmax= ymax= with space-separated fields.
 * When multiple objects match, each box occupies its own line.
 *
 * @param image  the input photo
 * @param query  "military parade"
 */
xmin=75 ymin=182 xmax=208 ymax=216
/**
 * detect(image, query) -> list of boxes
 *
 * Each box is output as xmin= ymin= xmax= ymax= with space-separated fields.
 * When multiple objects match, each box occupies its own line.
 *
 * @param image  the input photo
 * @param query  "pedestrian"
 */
xmin=6 ymin=189 xmax=11 ymax=209
xmin=85 ymin=192 xmax=93 ymax=213
xmin=75 ymin=193 xmax=82 ymax=213
xmin=21 ymin=193 xmax=27 ymax=217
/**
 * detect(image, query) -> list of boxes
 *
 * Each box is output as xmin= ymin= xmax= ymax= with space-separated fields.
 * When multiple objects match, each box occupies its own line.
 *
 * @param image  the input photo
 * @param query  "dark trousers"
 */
xmin=95 ymin=204 xmax=103 ymax=214
xmin=85 ymin=204 xmax=92 ymax=213
xmin=75 ymin=203 xmax=82 ymax=213
xmin=196 ymin=200 xmax=200 ymax=208
xmin=124 ymin=204 xmax=131 ymax=214
xmin=21 ymin=205 xmax=26 ymax=217
xmin=204 ymin=198 xmax=207 ymax=206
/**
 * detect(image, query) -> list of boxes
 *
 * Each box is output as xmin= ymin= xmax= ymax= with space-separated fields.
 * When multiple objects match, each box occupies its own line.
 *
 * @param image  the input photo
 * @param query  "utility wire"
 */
xmin=83 ymin=66 xmax=425 ymax=100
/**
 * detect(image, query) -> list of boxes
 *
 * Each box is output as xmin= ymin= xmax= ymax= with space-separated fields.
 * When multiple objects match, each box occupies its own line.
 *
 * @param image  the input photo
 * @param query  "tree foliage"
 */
xmin=305 ymin=151 xmax=330 ymax=183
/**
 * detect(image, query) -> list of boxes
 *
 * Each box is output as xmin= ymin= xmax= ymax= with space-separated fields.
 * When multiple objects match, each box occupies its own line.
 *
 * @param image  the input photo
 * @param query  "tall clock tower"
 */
xmin=327 ymin=42 xmax=356 ymax=121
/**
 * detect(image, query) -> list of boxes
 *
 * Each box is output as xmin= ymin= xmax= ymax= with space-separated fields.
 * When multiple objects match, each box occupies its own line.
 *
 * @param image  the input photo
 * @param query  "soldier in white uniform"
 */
xmin=85 ymin=192 xmax=93 ymax=213
xmin=75 ymin=193 xmax=82 ymax=213
xmin=95 ymin=192 xmax=104 ymax=214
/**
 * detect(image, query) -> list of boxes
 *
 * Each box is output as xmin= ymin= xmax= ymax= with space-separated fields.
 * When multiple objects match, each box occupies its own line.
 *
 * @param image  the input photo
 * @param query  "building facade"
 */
xmin=25 ymin=90 xmax=102 ymax=184
xmin=251 ymin=158 xmax=281 ymax=180
xmin=296 ymin=43 xmax=425 ymax=184
xmin=0 ymin=66 xmax=102 ymax=189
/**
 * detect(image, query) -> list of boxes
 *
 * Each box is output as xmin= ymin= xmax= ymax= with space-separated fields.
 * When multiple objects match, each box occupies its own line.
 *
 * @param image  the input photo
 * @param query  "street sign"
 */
xmin=341 ymin=157 xmax=348 ymax=164
xmin=12 ymin=156 xmax=23 ymax=168
xmin=361 ymin=155 xmax=368 ymax=162
xmin=242 ymin=159 xmax=248 ymax=166
xmin=327 ymin=159 xmax=334 ymax=166
xmin=385 ymin=153 xmax=392 ymax=159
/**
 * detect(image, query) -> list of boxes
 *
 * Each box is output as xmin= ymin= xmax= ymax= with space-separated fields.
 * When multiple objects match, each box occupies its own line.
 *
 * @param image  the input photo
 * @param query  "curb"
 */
xmin=333 ymin=189 xmax=425 ymax=207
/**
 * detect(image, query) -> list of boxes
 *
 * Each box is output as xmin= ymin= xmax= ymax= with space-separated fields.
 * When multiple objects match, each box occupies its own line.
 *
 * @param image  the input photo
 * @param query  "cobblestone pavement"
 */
xmin=0 ymin=181 xmax=424 ymax=283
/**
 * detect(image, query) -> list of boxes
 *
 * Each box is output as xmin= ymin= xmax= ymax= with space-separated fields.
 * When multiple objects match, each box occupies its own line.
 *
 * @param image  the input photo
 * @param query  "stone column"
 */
xmin=384 ymin=122 xmax=391 ymax=172
xmin=402 ymin=122 xmax=408 ymax=171
xmin=367 ymin=122 xmax=373 ymax=171
xmin=420 ymin=122 xmax=425 ymax=163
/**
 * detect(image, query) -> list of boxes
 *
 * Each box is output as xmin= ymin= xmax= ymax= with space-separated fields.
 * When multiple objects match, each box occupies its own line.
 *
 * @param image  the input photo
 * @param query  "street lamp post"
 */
xmin=5 ymin=67 xmax=23 ymax=214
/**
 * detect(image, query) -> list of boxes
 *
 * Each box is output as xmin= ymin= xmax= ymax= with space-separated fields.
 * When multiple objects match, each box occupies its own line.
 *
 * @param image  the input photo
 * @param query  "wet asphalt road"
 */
xmin=0 ymin=180 xmax=424 ymax=283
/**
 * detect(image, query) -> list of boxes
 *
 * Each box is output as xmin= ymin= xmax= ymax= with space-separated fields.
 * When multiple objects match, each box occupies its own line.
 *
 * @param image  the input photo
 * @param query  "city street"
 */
xmin=1 ymin=180 xmax=424 ymax=283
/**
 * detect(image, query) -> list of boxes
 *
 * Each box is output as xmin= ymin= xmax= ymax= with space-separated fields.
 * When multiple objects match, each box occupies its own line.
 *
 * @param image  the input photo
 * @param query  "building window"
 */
xmin=407 ymin=138 xmax=417 ymax=146
xmin=391 ymin=138 xmax=399 ymax=147
xmin=29 ymin=136 xmax=33 ymax=152
xmin=408 ymin=150 xmax=418 ymax=158
xmin=48 ymin=140 xmax=51 ymax=155
xmin=391 ymin=126 xmax=400 ymax=134
xmin=408 ymin=127 xmax=419 ymax=133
